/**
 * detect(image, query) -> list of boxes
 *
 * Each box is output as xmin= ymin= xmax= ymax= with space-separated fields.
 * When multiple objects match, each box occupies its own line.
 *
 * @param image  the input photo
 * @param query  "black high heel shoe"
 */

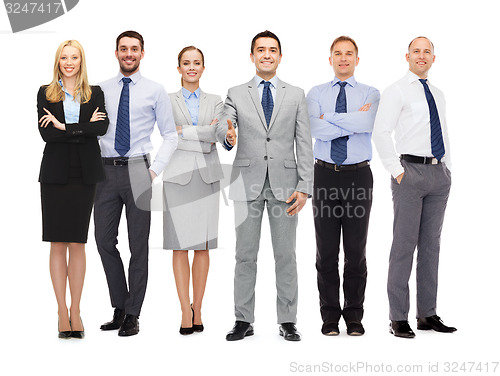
xmin=191 ymin=305 xmax=204 ymax=333
xmin=179 ymin=308 xmax=193 ymax=335
xmin=71 ymin=317 xmax=85 ymax=339
xmin=58 ymin=320 xmax=72 ymax=339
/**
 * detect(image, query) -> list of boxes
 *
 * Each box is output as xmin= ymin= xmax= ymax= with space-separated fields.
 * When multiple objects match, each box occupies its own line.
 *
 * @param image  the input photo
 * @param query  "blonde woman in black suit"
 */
xmin=38 ymin=40 xmax=108 ymax=339
xmin=163 ymin=46 xmax=224 ymax=334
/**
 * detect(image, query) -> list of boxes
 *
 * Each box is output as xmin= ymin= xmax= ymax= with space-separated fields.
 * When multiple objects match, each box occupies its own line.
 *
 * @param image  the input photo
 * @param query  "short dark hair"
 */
xmin=408 ymin=36 xmax=434 ymax=52
xmin=251 ymin=30 xmax=281 ymax=54
xmin=116 ymin=30 xmax=144 ymax=51
xmin=330 ymin=36 xmax=358 ymax=56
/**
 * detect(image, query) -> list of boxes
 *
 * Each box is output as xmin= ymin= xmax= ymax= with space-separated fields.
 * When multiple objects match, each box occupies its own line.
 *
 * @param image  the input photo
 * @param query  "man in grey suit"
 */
xmin=216 ymin=30 xmax=314 ymax=341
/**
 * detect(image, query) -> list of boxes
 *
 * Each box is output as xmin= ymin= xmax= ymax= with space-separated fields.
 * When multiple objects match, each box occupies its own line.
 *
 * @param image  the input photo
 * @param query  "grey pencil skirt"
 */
xmin=163 ymin=169 xmax=220 ymax=250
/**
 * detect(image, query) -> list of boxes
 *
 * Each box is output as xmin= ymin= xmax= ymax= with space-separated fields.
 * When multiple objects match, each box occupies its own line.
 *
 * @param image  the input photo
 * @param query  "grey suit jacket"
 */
xmin=216 ymin=78 xmax=313 ymax=201
xmin=163 ymin=89 xmax=224 ymax=185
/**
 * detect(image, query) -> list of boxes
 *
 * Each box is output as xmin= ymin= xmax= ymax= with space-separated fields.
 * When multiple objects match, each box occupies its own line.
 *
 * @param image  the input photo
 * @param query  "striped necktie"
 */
xmin=419 ymin=79 xmax=445 ymax=161
xmin=330 ymin=81 xmax=348 ymax=165
xmin=115 ymin=77 xmax=132 ymax=156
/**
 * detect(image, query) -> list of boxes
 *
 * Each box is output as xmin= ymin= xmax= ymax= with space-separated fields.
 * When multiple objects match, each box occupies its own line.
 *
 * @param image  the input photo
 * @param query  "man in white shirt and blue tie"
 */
xmin=95 ymin=31 xmax=178 ymax=337
xmin=373 ymin=36 xmax=456 ymax=338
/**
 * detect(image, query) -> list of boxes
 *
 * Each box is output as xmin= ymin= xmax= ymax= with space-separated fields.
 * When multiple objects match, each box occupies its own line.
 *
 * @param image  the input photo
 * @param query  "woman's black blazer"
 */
xmin=38 ymin=85 xmax=109 ymax=184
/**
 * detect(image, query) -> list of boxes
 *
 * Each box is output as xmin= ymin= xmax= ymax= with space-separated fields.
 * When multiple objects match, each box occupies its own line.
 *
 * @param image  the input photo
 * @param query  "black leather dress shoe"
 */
xmin=118 ymin=314 xmax=139 ymax=337
xmin=226 ymin=321 xmax=254 ymax=341
xmin=321 ymin=320 xmax=340 ymax=336
xmin=417 ymin=315 xmax=457 ymax=333
xmin=346 ymin=321 xmax=365 ymax=336
xmin=279 ymin=323 xmax=301 ymax=341
xmin=100 ymin=308 xmax=125 ymax=331
xmin=390 ymin=320 xmax=416 ymax=338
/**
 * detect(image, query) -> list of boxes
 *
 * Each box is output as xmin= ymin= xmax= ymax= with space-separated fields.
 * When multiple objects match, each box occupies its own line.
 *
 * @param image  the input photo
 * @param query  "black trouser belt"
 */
xmin=400 ymin=154 xmax=441 ymax=165
xmin=315 ymin=159 xmax=369 ymax=172
xmin=103 ymin=155 xmax=149 ymax=166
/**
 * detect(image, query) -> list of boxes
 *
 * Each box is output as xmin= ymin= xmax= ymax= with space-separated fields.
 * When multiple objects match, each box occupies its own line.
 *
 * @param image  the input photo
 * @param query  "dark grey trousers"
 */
xmin=388 ymin=159 xmax=451 ymax=321
xmin=94 ymin=158 xmax=152 ymax=316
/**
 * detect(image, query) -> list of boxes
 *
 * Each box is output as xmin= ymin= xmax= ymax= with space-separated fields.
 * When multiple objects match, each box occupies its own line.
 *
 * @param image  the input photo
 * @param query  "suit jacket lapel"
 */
xmin=175 ymin=89 xmax=193 ymax=125
xmin=268 ymin=79 xmax=285 ymax=130
xmin=198 ymin=90 xmax=209 ymax=125
xmin=78 ymin=97 xmax=90 ymax=122
xmin=247 ymin=80 xmax=268 ymax=130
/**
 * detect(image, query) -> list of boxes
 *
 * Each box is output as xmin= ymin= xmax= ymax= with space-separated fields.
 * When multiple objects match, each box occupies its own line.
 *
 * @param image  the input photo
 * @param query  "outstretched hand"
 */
xmin=226 ymin=119 xmax=236 ymax=146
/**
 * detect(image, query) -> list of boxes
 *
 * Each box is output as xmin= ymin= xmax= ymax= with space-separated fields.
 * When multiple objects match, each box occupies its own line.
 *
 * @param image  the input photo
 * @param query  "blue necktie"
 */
xmin=115 ymin=77 xmax=132 ymax=156
xmin=419 ymin=79 xmax=445 ymax=161
xmin=261 ymin=80 xmax=274 ymax=127
xmin=330 ymin=81 xmax=348 ymax=165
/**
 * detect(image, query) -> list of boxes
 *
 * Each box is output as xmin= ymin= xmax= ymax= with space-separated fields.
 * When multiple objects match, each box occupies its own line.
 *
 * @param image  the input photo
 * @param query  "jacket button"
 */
xmin=264 ymin=156 xmax=268 ymax=160
xmin=267 ymin=138 xmax=270 ymax=142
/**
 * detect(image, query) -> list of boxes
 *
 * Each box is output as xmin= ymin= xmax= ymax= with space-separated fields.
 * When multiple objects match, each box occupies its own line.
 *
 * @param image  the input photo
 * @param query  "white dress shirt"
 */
xmin=99 ymin=71 xmax=178 ymax=175
xmin=372 ymin=71 xmax=451 ymax=178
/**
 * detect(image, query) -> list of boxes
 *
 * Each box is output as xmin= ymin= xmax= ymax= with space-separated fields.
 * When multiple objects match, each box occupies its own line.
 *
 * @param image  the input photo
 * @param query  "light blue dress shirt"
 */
xmin=307 ymin=76 xmax=380 ymax=165
xmin=59 ymin=80 xmax=80 ymax=124
xmin=254 ymin=75 xmax=278 ymax=101
xmin=182 ymin=87 xmax=200 ymax=125
xmin=99 ymin=71 xmax=178 ymax=175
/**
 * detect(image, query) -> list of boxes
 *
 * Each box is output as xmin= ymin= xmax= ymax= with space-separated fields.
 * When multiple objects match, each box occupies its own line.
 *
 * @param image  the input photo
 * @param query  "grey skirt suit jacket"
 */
xmin=162 ymin=89 xmax=224 ymax=250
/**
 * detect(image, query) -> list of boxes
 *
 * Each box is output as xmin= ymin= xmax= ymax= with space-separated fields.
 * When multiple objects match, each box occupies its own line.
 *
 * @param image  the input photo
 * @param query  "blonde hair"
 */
xmin=45 ymin=40 xmax=92 ymax=104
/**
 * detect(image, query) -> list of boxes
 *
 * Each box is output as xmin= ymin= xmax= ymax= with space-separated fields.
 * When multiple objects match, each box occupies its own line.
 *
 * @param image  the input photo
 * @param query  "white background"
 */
xmin=1 ymin=0 xmax=499 ymax=375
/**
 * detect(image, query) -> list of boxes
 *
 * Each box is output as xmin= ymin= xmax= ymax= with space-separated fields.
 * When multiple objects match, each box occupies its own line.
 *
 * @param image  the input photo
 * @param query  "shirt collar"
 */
xmin=254 ymin=75 xmax=278 ymax=88
xmin=118 ymin=70 xmax=141 ymax=85
xmin=332 ymin=75 xmax=356 ymax=88
xmin=406 ymin=70 xmax=428 ymax=84
xmin=182 ymin=87 xmax=200 ymax=99
xmin=58 ymin=79 xmax=76 ymax=99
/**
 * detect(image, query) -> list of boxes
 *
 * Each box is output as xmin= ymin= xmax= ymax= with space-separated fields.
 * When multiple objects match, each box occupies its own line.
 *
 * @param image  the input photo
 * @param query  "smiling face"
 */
xmin=116 ymin=36 xmax=144 ymax=76
xmin=406 ymin=37 xmax=435 ymax=79
xmin=250 ymin=37 xmax=282 ymax=81
xmin=59 ymin=45 xmax=81 ymax=81
xmin=329 ymin=40 xmax=359 ymax=81
xmin=177 ymin=49 xmax=205 ymax=86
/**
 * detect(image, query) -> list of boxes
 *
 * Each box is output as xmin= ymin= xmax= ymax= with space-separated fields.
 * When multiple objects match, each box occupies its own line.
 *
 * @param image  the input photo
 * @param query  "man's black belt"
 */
xmin=315 ymin=159 xmax=370 ymax=172
xmin=400 ymin=154 xmax=441 ymax=165
xmin=103 ymin=155 xmax=149 ymax=166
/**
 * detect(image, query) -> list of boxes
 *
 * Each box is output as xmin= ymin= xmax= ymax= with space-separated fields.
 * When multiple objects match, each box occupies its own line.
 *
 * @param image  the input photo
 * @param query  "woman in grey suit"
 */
xmin=163 ymin=46 xmax=224 ymax=335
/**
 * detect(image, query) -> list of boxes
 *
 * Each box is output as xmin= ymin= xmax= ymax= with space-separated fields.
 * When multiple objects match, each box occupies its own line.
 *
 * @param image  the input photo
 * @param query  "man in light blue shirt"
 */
xmin=95 ymin=30 xmax=177 ymax=337
xmin=307 ymin=36 xmax=379 ymax=337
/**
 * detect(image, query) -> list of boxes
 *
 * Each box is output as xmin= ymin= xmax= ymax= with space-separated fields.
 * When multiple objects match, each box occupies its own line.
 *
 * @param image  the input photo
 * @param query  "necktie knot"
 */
xmin=338 ymin=81 xmax=347 ymax=88
xmin=418 ymin=78 xmax=428 ymax=85
xmin=261 ymin=80 xmax=271 ymax=89
xmin=122 ymin=77 xmax=132 ymax=85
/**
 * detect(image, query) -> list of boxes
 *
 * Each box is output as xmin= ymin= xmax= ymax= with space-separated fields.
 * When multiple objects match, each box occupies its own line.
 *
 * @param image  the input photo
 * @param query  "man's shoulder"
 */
xmin=308 ymin=81 xmax=332 ymax=94
xmin=138 ymin=75 xmax=164 ymax=89
xmin=355 ymin=80 xmax=379 ymax=93
xmin=98 ymin=76 xmax=117 ymax=91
